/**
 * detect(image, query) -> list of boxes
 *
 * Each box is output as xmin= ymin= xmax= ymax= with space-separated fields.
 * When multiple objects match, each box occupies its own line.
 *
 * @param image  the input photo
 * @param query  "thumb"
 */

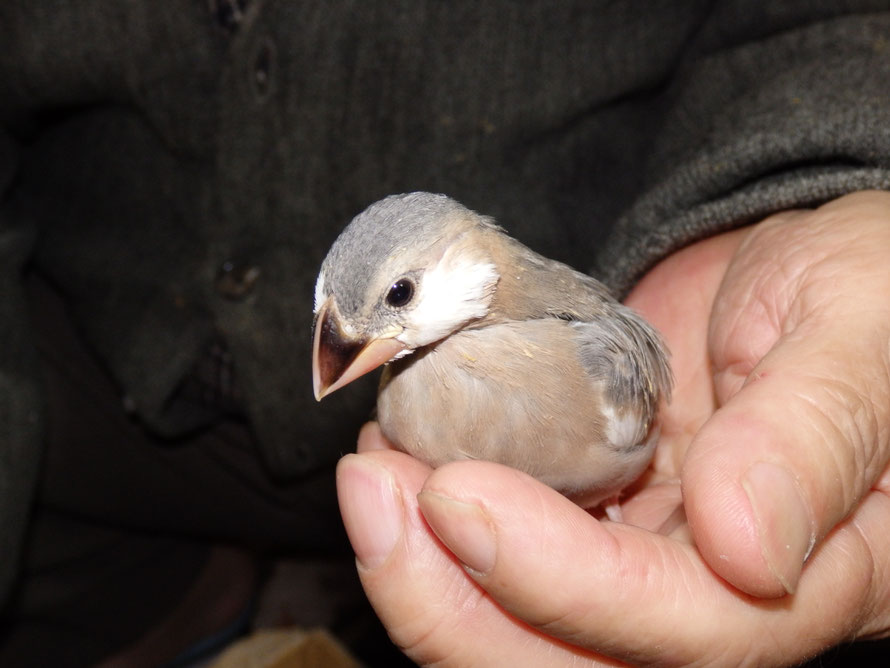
xmin=683 ymin=192 xmax=890 ymax=598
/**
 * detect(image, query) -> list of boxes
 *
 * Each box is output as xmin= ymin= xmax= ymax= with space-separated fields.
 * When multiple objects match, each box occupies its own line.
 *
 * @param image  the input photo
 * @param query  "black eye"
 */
xmin=386 ymin=278 xmax=414 ymax=308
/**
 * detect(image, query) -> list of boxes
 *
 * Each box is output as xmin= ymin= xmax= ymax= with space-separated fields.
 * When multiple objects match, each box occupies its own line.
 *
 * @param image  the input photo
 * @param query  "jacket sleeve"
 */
xmin=0 ymin=129 xmax=44 ymax=607
xmin=593 ymin=7 xmax=890 ymax=297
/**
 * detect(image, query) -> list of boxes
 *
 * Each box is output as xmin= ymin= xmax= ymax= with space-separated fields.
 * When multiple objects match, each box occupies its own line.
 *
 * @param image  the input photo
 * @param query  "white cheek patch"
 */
xmin=401 ymin=253 xmax=499 ymax=348
xmin=313 ymin=271 xmax=326 ymax=313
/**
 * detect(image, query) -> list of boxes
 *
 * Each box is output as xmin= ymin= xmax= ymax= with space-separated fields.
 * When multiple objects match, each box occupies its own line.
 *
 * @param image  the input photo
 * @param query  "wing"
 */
xmin=572 ymin=303 xmax=673 ymax=435
xmin=471 ymin=228 xmax=673 ymax=433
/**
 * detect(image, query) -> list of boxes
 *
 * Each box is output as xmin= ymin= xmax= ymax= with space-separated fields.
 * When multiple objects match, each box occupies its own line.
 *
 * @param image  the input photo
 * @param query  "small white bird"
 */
xmin=312 ymin=192 xmax=672 ymax=518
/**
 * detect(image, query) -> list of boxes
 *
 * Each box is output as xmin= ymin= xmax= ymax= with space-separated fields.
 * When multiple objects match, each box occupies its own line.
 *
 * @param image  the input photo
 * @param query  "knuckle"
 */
xmin=789 ymin=371 xmax=884 ymax=513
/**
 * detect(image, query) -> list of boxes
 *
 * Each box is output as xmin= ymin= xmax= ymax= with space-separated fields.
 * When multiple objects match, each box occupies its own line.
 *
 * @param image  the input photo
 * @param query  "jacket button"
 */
xmin=211 ymin=0 xmax=248 ymax=32
xmin=251 ymin=38 xmax=275 ymax=101
xmin=216 ymin=260 xmax=261 ymax=300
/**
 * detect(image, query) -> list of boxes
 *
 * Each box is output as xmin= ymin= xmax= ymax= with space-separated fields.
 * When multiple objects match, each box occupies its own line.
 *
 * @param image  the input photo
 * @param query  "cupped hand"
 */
xmin=336 ymin=191 xmax=890 ymax=666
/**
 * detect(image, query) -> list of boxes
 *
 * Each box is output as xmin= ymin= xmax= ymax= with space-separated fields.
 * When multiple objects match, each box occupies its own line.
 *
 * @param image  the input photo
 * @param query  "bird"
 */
xmin=312 ymin=192 xmax=672 ymax=519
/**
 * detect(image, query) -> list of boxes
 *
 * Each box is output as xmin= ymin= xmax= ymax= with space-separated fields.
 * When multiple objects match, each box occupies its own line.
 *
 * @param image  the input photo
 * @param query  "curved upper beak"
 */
xmin=312 ymin=299 xmax=407 ymax=401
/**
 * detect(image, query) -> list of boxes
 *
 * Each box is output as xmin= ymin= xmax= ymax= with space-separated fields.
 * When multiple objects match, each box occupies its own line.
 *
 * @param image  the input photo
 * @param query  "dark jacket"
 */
xmin=2 ymin=0 xmax=890 ymax=604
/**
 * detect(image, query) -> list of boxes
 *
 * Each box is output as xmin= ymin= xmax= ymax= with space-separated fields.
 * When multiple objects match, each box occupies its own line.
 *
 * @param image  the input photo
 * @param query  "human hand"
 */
xmin=336 ymin=191 xmax=890 ymax=665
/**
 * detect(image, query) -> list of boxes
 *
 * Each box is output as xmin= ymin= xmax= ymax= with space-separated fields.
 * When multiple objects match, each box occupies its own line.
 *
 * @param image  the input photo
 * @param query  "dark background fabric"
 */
xmin=2 ymin=1 xmax=890 ymax=663
xmin=0 ymin=274 xmax=359 ymax=667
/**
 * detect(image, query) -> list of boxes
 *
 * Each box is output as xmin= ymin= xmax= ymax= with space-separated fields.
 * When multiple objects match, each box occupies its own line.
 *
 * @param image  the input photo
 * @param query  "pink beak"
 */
xmin=312 ymin=299 xmax=407 ymax=400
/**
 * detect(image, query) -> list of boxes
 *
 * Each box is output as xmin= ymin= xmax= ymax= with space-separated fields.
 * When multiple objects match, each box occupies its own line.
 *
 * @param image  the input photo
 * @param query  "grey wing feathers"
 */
xmin=573 ymin=304 xmax=673 ymax=421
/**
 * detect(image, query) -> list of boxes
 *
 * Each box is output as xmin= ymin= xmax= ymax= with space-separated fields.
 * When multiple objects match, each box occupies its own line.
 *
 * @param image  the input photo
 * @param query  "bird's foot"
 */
xmin=603 ymin=496 xmax=623 ymax=522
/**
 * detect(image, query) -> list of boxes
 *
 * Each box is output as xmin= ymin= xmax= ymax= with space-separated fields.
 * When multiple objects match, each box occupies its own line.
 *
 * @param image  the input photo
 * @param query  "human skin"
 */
xmin=336 ymin=190 xmax=890 ymax=666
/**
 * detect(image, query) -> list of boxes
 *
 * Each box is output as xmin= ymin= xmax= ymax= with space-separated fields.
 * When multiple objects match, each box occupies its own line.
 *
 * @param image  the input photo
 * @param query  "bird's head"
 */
xmin=312 ymin=192 xmax=501 ymax=400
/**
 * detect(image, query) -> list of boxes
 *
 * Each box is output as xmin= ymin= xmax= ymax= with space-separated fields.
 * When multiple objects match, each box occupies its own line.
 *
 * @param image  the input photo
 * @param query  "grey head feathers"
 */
xmin=319 ymin=192 xmax=500 ymax=318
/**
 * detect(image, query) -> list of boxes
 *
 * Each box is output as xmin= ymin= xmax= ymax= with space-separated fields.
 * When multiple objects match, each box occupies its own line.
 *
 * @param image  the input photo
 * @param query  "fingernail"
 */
xmin=417 ymin=492 xmax=496 ymax=575
xmin=741 ymin=462 xmax=813 ymax=594
xmin=336 ymin=455 xmax=403 ymax=570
